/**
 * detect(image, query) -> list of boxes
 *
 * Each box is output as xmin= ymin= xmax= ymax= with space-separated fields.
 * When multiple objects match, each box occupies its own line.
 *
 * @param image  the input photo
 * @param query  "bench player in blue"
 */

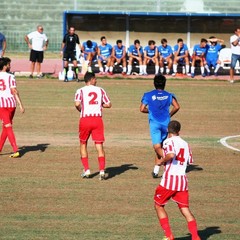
xmin=143 ymin=40 xmax=159 ymax=75
xmin=110 ymin=39 xmax=127 ymax=75
xmin=205 ymin=36 xmax=224 ymax=76
xmin=172 ymin=38 xmax=190 ymax=76
xmin=97 ymin=36 xmax=112 ymax=74
xmin=158 ymin=38 xmax=173 ymax=75
xmin=140 ymin=74 xmax=180 ymax=178
xmin=81 ymin=40 xmax=98 ymax=72
xmin=127 ymin=39 xmax=144 ymax=75
xmin=190 ymin=38 xmax=209 ymax=78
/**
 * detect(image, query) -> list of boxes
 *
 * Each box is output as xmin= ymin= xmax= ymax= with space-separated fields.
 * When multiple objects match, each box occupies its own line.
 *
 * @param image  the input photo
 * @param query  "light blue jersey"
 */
xmin=144 ymin=45 xmax=157 ymax=58
xmin=206 ymin=43 xmax=222 ymax=61
xmin=141 ymin=89 xmax=176 ymax=144
xmin=173 ymin=43 xmax=188 ymax=57
xmin=113 ymin=45 xmax=125 ymax=59
xmin=158 ymin=45 xmax=173 ymax=58
xmin=193 ymin=44 xmax=208 ymax=57
xmin=98 ymin=43 xmax=112 ymax=58
xmin=82 ymin=41 xmax=97 ymax=60
xmin=0 ymin=33 xmax=6 ymax=51
xmin=128 ymin=45 xmax=143 ymax=57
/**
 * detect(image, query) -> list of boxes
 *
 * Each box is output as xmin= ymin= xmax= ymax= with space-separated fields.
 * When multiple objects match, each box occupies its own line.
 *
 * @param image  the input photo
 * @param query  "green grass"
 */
xmin=0 ymin=77 xmax=240 ymax=239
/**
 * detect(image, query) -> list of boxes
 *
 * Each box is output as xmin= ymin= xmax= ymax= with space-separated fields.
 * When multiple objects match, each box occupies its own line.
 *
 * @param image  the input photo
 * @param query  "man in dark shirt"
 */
xmin=61 ymin=27 xmax=81 ymax=81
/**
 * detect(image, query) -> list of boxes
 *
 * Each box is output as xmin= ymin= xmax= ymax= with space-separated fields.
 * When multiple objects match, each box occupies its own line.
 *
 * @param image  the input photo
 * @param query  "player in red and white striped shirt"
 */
xmin=75 ymin=71 xmax=111 ymax=180
xmin=0 ymin=57 xmax=25 ymax=158
xmin=154 ymin=120 xmax=200 ymax=240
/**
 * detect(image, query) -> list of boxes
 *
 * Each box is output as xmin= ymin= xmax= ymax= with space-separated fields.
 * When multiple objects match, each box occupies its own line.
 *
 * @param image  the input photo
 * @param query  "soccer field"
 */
xmin=0 ymin=77 xmax=239 ymax=240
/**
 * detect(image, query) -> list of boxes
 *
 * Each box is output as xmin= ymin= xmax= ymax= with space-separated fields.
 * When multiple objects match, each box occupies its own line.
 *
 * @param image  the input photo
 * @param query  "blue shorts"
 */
xmin=149 ymin=121 xmax=168 ymax=145
xmin=206 ymin=58 xmax=217 ymax=67
xmin=231 ymin=53 xmax=240 ymax=68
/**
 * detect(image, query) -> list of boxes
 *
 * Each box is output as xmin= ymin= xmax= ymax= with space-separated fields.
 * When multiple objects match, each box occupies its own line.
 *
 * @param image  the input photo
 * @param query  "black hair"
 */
xmin=0 ymin=57 xmax=11 ymax=70
xmin=84 ymin=71 xmax=95 ymax=83
xmin=161 ymin=38 xmax=167 ymax=44
xmin=148 ymin=40 xmax=155 ymax=45
xmin=201 ymin=38 xmax=208 ymax=43
xmin=86 ymin=40 xmax=93 ymax=48
xmin=153 ymin=74 xmax=166 ymax=90
xmin=116 ymin=39 xmax=122 ymax=44
xmin=100 ymin=36 xmax=106 ymax=41
xmin=177 ymin=38 xmax=183 ymax=43
xmin=134 ymin=39 xmax=140 ymax=45
xmin=168 ymin=120 xmax=181 ymax=134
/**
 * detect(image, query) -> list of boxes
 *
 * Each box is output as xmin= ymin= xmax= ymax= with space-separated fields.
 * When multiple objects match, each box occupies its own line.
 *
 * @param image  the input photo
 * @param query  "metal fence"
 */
xmin=4 ymin=31 xmax=62 ymax=52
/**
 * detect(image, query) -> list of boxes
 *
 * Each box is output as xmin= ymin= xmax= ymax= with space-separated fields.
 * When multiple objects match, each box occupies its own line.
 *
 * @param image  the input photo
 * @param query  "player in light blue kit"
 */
xmin=172 ymin=38 xmax=190 ymax=76
xmin=190 ymin=38 xmax=209 ymax=78
xmin=143 ymin=40 xmax=159 ymax=75
xmin=158 ymin=39 xmax=173 ymax=75
xmin=140 ymin=74 xmax=180 ymax=178
xmin=205 ymin=36 xmax=224 ymax=76
xmin=110 ymin=39 xmax=127 ymax=75
xmin=97 ymin=36 xmax=112 ymax=74
xmin=127 ymin=39 xmax=144 ymax=75
xmin=81 ymin=40 xmax=98 ymax=72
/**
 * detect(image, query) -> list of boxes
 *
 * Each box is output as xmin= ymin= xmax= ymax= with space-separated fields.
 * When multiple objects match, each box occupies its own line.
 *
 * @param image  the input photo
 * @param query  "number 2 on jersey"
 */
xmin=176 ymin=148 xmax=185 ymax=165
xmin=88 ymin=92 xmax=98 ymax=105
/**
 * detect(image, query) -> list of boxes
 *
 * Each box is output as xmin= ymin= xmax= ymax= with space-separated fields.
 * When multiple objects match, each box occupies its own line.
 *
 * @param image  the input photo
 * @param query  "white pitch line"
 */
xmin=219 ymin=135 xmax=240 ymax=152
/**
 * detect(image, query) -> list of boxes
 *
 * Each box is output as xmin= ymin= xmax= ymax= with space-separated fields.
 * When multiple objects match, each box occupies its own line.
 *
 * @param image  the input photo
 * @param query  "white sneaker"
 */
xmin=229 ymin=80 xmax=234 ymax=83
xmin=172 ymin=73 xmax=176 ymax=76
xmin=99 ymin=170 xmax=105 ymax=180
xmin=81 ymin=169 xmax=91 ymax=178
xmin=126 ymin=72 xmax=131 ymax=75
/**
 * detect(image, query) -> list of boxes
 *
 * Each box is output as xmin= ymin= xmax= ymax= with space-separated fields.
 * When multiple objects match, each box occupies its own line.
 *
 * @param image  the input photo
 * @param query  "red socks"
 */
xmin=0 ymin=126 xmax=8 ymax=151
xmin=188 ymin=220 xmax=200 ymax=240
xmin=81 ymin=157 xmax=89 ymax=171
xmin=160 ymin=218 xmax=174 ymax=239
xmin=98 ymin=156 xmax=105 ymax=171
xmin=3 ymin=126 xmax=18 ymax=152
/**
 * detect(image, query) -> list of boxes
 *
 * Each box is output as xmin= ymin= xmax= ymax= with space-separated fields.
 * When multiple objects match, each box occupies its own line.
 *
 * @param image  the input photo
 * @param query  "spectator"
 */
xmin=97 ymin=36 xmax=112 ymax=75
xmin=229 ymin=28 xmax=240 ymax=83
xmin=61 ymin=26 xmax=81 ymax=81
xmin=0 ymin=32 xmax=6 ymax=58
xmin=24 ymin=25 xmax=48 ymax=78
xmin=205 ymin=36 xmax=224 ymax=76
xmin=143 ymin=40 xmax=159 ymax=75
xmin=158 ymin=38 xmax=173 ymax=75
xmin=190 ymin=38 xmax=208 ymax=78
xmin=127 ymin=39 xmax=144 ymax=75
xmin=110 ymin=39 xmax=127 ymax=75
xmin=172 ymin=38 xmax=190 ymax=76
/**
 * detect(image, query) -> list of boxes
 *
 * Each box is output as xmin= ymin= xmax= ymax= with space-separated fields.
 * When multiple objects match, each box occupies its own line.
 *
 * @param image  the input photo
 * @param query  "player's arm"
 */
xmin=2 ymin=39 xmax=6 ymax=56
xmin=43 ymin=39 xmax=49 ymax=51
xmin=24 ymin=35 xmax=32 ymax=49
xmin=111 ymin=47 xmax=116 ymax=60
xmin=140 ymin=103 xmax=148 ymax=113
xmin=170 ymin=97 xmax=180 ymax=117
xmin=158 ymin=152 xmax=175 ymax=166
xmin=75 ymin=101 xmax=81 ymax=112
xmin=102 ymin=102 xmax=112 ymax=108
xmin=11 ymin=88 xmax=25 ymax=113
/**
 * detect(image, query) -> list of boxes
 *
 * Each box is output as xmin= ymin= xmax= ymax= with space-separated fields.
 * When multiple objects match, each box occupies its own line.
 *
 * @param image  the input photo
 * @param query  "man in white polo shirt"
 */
xmin=24 ymin=25 xmax=48 ymax=78
xmin=230 ymin=28 xmax=240 ymax=83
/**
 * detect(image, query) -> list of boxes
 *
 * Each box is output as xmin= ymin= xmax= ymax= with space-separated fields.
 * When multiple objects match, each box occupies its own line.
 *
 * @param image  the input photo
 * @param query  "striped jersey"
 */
xmin=0 ymin=72 xmax=17 ymax=108
xmin=75 ymin=85 xmax=111 ymax=118
xmin=160 ymin=136 xmax=193 ymax=191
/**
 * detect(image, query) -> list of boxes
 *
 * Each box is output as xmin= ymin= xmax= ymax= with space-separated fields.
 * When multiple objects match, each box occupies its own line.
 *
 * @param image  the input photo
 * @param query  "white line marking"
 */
xmin=219 ymin=135 xmax=240 ymax=152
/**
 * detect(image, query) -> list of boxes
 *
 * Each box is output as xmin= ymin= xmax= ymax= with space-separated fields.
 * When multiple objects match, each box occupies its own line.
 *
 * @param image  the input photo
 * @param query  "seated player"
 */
xmin=158 ymin=38 xmax=173 ymax=75
xmin=143 ymin=40 xmax=159 ymax=75
xmin=172 ymin=38 xmax=190 ymax=76
xmin=190 ymin=38 xmax=209 ymax=78
xmin=205 ymin=36 xmax=224 ymax=76
xmin=97 ymin=36 xmax=112 ymax=74
xmin=127 ymin=39 xmax=144 ymax=75
xmin=81 ymin=40 xmax=98 ymax=72
xmin=110 ymin=39 xmax=127 ymax=75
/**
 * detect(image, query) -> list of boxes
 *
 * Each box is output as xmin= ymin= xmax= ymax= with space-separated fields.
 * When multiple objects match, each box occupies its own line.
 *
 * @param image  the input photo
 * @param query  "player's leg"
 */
xmin=172 ymin=57 xmax=178 ymax=76
xmin=138 ymin=57 xmax=144 ymax=75
xmin=36 ymin=51 xmax=44 ymax=78
xmin=154 ymin=185 xmax=174 ymax=239
xmin=122 ymin=57 xmax=127 ymax=74
xmin=127 ymin=57 xmax=133 ymax=75
xmin=29 ymin=49 xmax=36 ymax=78
xmin=142 ymin=57 xmax=148 ymax=75
xmin=205 ymin=59 xmax=211 ymax=76
xmin=159 ymin=57 xmax=164 ymax=74
xmin=107 ymin=57 xmax=113 ymax=75
xmin=154 ymin=57 xmax=159 ymax=75
xmin=166 ymin=58 xmax=173 ymax=75
xmin=200 ymin=58 xmax=206 ymax=77
xmin=190 ymin=56 xmax=196 ymax=77
xmin=214 ymin=59 xmax=221 ymax=76
xmin=72 ymin=60 xmax=79 ymax=80
xmin=98 ymin=57 xmax=104 ymax=74
xmin=185 ymin=56 xmax=190 ymax=75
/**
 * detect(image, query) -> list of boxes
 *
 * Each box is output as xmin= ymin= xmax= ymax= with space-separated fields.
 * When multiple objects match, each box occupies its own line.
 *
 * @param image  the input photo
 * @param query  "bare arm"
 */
xmin=158 ymin=153 xmax=175 ymax=166
xmin=24 ymin=35 xmax=32 ymax=49
xmin=140 ymin=103 xmax=148 ymax=113
xmin=102 ymin=102 xmax=112 ymax=108
xmin=75 ymin=101 xmax=81 ymax=112
xmin=170 ymin=97 xmax=180 ymax=117
xmin=11 ymin=88 xmax=25 ymax=113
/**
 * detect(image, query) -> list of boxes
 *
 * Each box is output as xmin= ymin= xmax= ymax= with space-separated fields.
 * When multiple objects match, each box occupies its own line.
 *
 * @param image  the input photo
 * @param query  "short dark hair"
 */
xmin=177 ymin=38 xmax=183 ymax=43
xmin=153 ymin=74 xmax=166 ymax=90
xmin=168 ymin=120 xmax=181 ymax=134
xmin=84 ymin=71 xmax=95 ymax=83
xmin=116 ymin=39 xmax=122 ymax=44
xmin=148 ymin=40 xmax=155 ymax=45
xmin=101 ymin=36 xmax=106 ymax=41
xmin=134 ymin=39 xmax=140 ymax=45
xmin=161 ymin=38 xmax=167 ymax=44
xmin=201 ymin=38 xmax=207 ymax=43
xmin=86 ymin=40 xmax=93 ymax=48
xmin=0 ymin=57 xmax=11 ymax=70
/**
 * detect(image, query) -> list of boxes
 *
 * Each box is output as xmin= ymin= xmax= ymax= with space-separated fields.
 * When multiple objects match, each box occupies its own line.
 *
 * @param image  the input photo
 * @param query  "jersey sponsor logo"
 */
xmin=152 ymin=95 xmax=169 ymax=101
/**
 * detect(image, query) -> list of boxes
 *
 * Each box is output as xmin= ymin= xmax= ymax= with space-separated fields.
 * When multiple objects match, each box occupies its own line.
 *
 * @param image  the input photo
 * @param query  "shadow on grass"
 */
xmin=19 ymin=143 xmax=50 ymax=156
xmin=175 ymin=226 xmax=221 ymax=240
xmin=186 ymin=164 xmax=203 ymax=173
xmin=104 ymin=164 xmax=138 ymax=180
